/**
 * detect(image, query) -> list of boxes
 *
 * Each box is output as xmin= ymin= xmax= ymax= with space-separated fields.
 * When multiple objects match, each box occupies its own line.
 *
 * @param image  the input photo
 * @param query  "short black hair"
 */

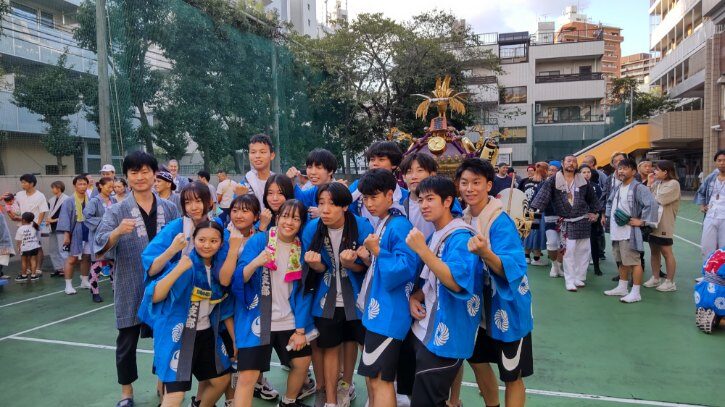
xmin=21 ymin=211 xmax=35 ymax=224
xmin=454 ymin=158 xmax=495 ymax=183
xmin=249 ymin=133 xmax=275 ymax=152
xmin=316 ymin=182 xmax=352 ymax=207
xmin=179 ymin=181 xmax=213 ymax=217
xmin=216 ymin=169 xmax=227 ymax=174
xmin=263 ymin=174 xmax=295 ymax=212
xmin=358 ymin=169 xmax=397 ymax=196
xmin=617 ymin=158 xmax=637 ymax=171
xmin=306 ymin=148 xmax=337 ymax=174
xmin=417 ymin=175 xmax=457 ymax=205
xmin=715 ymin=149 xmax=725 ymax=161
xmin=365 ymin=141 xmax=403 ymax=167
xmin=230 ymin=194 xmax=261 ymax=217
xmin=72 ymin=174 xmax=89 ymax=185
xmin=19 ymin=174 xmax=37 ymax=186
xmin=197 ymin=170 xmax=211 ymax=182
xmin=399 ymin=152 xmax=438 ymax=174
xmin=123 ymin=151 xmax=158 ymax=176
xmin=192 ymin=220 xmax=224 ymax=240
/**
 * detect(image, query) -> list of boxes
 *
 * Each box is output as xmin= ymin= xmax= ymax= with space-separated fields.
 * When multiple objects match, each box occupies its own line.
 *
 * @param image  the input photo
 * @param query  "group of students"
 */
xmin=86 ymin=133 xmax=533 ymax=407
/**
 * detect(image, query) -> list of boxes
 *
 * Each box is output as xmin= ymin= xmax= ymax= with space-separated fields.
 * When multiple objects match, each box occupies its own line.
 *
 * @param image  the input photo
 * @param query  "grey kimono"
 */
xmin=82 ymin=195 xmax=117 ymax=261
xmin=57 ymin=196 xmax=88 ymax=257
xmin=605 ymin=180 xmax=659 ymax=252
xmin=95 ymin=194 xmax=180 ymax=329
xmin=531 ymin=172 xmax=599 ymax=240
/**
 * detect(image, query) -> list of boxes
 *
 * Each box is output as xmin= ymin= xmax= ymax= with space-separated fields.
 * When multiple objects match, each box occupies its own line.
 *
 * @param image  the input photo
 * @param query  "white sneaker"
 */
xmin=656 ymin=280 xmax=677 ymax=292
xmin=396 ymin=394 xmax=411 ymax=407
xmin=549 ymin=264 xmax=559 ymax=278
xmin=80 ymin=280 xmax=91 ymax=289
xmin=695 ymin=277 xmax=704 ymax=283
xmin=525 ymin=257 xmax=531 ymax=264
xmin=604 ymin=286 xmax=629 ymax=296
xmin=531 ymin=258 xmax=547 ymax=266
xmin=620 ymin=291 xmax=641 ymax=303
xmin=565 ymin=282 xmax=578 ymax=292
xmin=643 ymin=276 xmax=660 ymax=288
xmin=574 ymin=280 xmax=586 ymax=287
xmin=65 ymin=286 xmax=77 ymax=295
xmin=336 ymin=381 xmax=352 ymax=407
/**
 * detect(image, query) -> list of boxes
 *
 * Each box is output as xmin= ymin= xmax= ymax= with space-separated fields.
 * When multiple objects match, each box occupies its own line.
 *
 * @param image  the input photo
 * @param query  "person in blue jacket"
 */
xmin=287 ymin=148 xmax=338 ymax=219
xmin=139 ymin=220 xmax=232 ymax=407
xmin=396 ymin=176 xmax=483 ymax=407
xmin=232 ymin=199 xmax=314 ymax=407
xmin=457 ymin=158 xmax=532 ymax=407
xmin=354 ymin=169 xmax=417 ymax=406
xmin=348 ymin=141 xmax=409 ymax=226
xmin=301 ymin=182 xmax=374 ymax=407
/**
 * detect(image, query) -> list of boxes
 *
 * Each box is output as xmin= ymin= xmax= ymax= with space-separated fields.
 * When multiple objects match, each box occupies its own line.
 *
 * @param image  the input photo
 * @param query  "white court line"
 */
xmin=0 ymin=278 xmax=110 ymax=309
xmin=673 ymin=234 xmax=702 ymax=248
xmin=0 ymin=303 xmax=113 ymax=341
xmin=5 ymin=336 xmax=709 ymax=407
xmin=677 ymin=216 xmax=703 ymax=226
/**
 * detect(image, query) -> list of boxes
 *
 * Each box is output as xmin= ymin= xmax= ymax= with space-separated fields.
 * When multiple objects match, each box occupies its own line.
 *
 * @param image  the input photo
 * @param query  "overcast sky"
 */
xmin=321 ymin=0 xmax=651 ymax=56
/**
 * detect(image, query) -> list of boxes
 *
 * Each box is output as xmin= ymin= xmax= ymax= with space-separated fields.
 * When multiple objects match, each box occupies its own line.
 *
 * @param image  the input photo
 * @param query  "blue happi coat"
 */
xmin=83 ymin=195 xmax=116 ymax=261
xmin=301 ymin=215 xmax=374 ymax=320
xmin=232 ymin=232 xmax=314 ymax=349
xmin=348 ymin=180 xmax=410 ymax=226
xmin=359 ymin=214 xmax=417 ymax=340
xmin=416 ymin=225 xmax=484 ymax=359
xmin=695 ymin=249 xmax=725 ymax=317
xmin=57 ymin=195 xmax=89 ymax=257
xmin=138 ymin=248 xmax=233 ymax=383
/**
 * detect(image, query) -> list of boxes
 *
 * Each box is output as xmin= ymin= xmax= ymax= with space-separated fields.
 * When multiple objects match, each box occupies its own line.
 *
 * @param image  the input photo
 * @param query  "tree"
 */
xmin=12 ymin=54 xmax=86 ymax=170
xmin=610 ymin=77 xmax=676 ymax=121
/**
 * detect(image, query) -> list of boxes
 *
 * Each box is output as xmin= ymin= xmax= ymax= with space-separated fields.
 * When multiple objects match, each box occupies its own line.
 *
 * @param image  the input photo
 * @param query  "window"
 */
xmin=579 ymin=66 xmax=592 ymax=74
xmin=10 ymin=2 xmax=37 ymax=24
xmin=500 ymin=86 xmax=527 ymax=104
xmin=499 ymin=43 xmax=528 ymax=64
xmin=40 ymin=11 xmax=53 ymax=29
xmin=499 ymin=127 xmax=527 ymax=144
xmin=45 ymin=165 xmax=60 ymax=175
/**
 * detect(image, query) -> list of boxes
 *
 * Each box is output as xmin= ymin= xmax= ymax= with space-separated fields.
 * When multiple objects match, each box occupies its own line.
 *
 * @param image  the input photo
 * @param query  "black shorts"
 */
xmin=236 ymin=330 xmax=312 ymax=372
xmin=648 ymin=234 xmax=674 ymax=246
xmin=163 ymin=329 xmax=230 ymax=393
xmin=357 ymin=330 xmax=403 ymax=382
xmin=468 ymin=327 xmax=533 ymax=382
xmin=22 ymin=248 xmax=39 ymax=257
xmin=396 ymin=330 xmax=462 ymax=406
xmin=220 ymin=329 xmax=234 ymax=368
xmin=314 ymin=307 xmax=365 ymax=348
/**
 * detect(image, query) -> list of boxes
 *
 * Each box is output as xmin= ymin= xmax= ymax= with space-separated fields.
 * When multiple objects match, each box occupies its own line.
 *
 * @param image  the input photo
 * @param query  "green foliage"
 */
xmin=610 ymin=77 xmax=677 ymax=121
xmin=12 ymin=54 xmax=85 ymax=169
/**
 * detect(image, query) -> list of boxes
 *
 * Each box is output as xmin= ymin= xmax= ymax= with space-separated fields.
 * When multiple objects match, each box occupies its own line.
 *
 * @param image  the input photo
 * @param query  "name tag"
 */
xmin=191 ymin=287 xmax=212 ymax=302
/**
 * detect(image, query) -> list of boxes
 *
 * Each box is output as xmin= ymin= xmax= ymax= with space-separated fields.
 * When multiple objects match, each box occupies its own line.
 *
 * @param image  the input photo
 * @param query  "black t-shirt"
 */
xmin=138 ymin=195 xmax=158 ymax=241
xmin=490 ymin=175 xmax=513 ymax=197
xmin=518 ymin=177 xmax=540 ymax=202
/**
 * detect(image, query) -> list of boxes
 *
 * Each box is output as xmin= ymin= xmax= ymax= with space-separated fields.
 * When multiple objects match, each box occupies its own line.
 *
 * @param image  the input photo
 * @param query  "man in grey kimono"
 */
xmin=96 ymin=151 xmax=180 ymax=407
xmin=531 ymin=155 xmax=599 ymax=292
xmin=603 ymin=158 xmax=659 ymax=304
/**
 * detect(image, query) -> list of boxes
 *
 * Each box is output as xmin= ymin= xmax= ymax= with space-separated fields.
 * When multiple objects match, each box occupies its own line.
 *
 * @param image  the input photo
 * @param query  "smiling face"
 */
xmin=184 ymin=195 xmax=206 ymax=223
xmin=318 ymin=190 xmax=346 ymax=229
xmin=155 ymin=178 xmax=171 ymax=194
xmin=127 ymin=165 xmax=155 ymax=193
xmin=362 ymin=190 xmax=393 ymax=219
xmin=404 ymin=160 xmax=433 ymax=194
xmin=418 ymin=191 xmax=451 ymax=223
xmin=265 ymin=182 xmax=287 ymax=213
xmin=277 ymin=206 xmax=303 ymax=241
xmin=458 ymin=170 xmax=491 ymax=210
xmin=167 ymin=161 xmax=179 ymax=177
xmin=306 ymin=163 xmax=333 ymax=186
xmin=100 ymin=181 xmax=114 ymax=197
xmin=230 ymin=204 xmax=258 ymax=231
xmin=249 ymin=142 xmax=275 ymax=172
xmin=193 ymin=227 xmax=222 ymax=259
xmin=113 ymin=181 xmax=126 ymax=196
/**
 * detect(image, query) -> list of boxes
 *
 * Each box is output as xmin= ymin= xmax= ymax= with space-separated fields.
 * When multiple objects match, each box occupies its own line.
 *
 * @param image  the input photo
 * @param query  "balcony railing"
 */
xmin=535 ymin=72 xmax=604 ymax=83
xmin=466 ymin=75 xmax=497 ymax=85
xmin=535 ymin=114 xmax=605 ymax=124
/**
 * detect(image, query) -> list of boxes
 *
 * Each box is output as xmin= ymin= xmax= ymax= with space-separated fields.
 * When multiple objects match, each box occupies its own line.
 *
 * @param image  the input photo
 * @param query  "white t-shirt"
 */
xmin=196 ymin=266 xmax=216 ymax=331
xmin=15 ymin=190 xmax=49 ymax=223
xmin=408 ymin=196 xmax=435 ymax=238
xmin=217 ymin=179 xmax=238 ymax=209
xmin=15 ymin=224 xmax=41 ymax=252
xmin=271 ymin=241 xmax=295 ymax=331
xmin=245 ymin=170 xmax=272 ymax=209
xmin=328 ymin=226 xmax=345 ymax=307
xmin=412 ymin=227 xmax=446 ymax=342
xmin=206 ymin=183 xmax=217 ymax=204
xmin=707 ymin=178 xmax=725 ymax=220
xmin=610 ymin=183 xmax=632 ymax=242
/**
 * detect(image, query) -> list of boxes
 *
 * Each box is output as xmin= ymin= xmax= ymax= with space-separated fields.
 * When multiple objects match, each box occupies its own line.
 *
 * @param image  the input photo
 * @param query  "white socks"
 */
xmin=631 ymin=284 xmax=641 ymax=295
xmin=81 ymin=275 xmax=89 ymax=284
xmin=65 ymin=279 xmax=73 ymax=290
xmin=617 ymin=279 xmax=628 ymax=290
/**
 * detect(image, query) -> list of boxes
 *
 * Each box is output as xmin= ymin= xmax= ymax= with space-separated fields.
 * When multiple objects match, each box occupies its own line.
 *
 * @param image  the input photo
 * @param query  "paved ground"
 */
xmin=0 ymin=199 xmax=722 ymax=406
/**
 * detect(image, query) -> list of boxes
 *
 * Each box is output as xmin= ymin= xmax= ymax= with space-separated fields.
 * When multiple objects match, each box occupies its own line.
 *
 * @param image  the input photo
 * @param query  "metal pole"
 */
xmin=96 ymin=0 xmax=113 ymax=163
xmin=630 ymin=86 xmax=634 ymax=123
xmin=271 ymin=44 xmax=281 ymax=173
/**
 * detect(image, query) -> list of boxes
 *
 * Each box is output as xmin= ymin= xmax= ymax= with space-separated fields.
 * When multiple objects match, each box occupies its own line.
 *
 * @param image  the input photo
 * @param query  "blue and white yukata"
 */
xmin=695 ymin=249 xmax=725 ymax=332
xmin=83 ymin=195 xmax=117 ymax=295
xmin=348 ymin=179 xmax=409 ymax=226
xmin=139 ymin=248 xmax=232 ymax=386
xmin=57 ymin=194 xmax=91 ymax=258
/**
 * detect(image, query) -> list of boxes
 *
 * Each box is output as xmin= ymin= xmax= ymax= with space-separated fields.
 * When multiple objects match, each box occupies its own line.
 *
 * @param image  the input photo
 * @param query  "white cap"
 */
xmin=101 ymin=164 xmax=116 ymax=173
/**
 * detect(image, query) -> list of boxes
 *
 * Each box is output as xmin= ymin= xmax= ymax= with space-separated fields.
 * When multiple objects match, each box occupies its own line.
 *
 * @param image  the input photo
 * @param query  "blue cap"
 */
xmin=549 ymin=160 xmax=562 ymax=170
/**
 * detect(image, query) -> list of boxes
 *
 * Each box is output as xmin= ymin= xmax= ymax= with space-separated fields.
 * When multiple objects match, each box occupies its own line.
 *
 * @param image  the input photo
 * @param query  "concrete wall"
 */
xmin=0 ymin=136 xmax=75 ymax=176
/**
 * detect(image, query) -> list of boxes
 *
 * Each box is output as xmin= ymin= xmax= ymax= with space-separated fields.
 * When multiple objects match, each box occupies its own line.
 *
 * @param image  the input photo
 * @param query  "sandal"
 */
xmin=116 ymin=398 xmax=134 ymax=407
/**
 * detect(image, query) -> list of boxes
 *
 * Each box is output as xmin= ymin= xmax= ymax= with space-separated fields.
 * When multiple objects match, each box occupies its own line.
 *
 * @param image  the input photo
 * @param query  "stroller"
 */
xmin=695 ymin=249 xmax=725 ymax=333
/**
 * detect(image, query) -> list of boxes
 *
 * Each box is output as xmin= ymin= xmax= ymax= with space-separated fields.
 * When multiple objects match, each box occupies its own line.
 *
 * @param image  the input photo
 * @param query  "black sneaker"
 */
xmin=50 ymin=269 xmax=64 ymax=278
xmin=278 ymin=399 xmax=310 ymax=407
xmin=29 ymin=274 xmax=40 ymax=282
xmin=254 ymin=377 xmax=280 ymax=401
xmin=14 ymin=274 xmax=29 ymax=283
xmin=92 ymin=293 xmax=103 ymax=303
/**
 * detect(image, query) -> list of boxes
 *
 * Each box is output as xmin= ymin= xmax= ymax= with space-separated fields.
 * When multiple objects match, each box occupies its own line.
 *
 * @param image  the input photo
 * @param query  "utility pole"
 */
xmin=96 ymin=0 xmax=113 ymax=164
xmin=630 ymin=85 xmax=634 ymax=123
xmin=271 ymin=44 xmax=281 ymax=173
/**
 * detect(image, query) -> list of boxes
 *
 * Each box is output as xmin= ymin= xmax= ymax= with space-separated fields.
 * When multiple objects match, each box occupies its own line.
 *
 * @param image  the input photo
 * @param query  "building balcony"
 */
xmin=535 ymin=72 xmax=604 ymax=83
xmin=532 ymin=79 xmax=606 ymax=101
xmin=535 ymin=113 xmax=605 ymax=125
xmin=0 ymin=14 xmax=97 ymax=74
xmin=649 ymin=109 xmax=704 ymax=144
xmin=466 ymin=75 xmax=497 ymax=85
xmin=650 ymin=20 xmax=713 ymax=83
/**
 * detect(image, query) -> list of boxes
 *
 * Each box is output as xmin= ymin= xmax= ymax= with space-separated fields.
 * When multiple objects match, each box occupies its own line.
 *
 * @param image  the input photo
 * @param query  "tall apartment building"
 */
xmin=556 ymin=5 xmax=623 ymax=102
xmin=265 ymin=0 xmax=319 ymax=38
xmin=621 ymin=53 xmax=655 ymax=87
xmin=0 ymin=0 xmax=102 ymax=175
xmin=464 ymin=24 xmax=624 ymax=165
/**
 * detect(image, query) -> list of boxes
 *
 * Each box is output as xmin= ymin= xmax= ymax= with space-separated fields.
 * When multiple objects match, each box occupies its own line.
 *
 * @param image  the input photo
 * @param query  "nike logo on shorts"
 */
xmin=501 ymin=338 xmax=524 ymax=372
xmin=362 ymin=337 xmax=394 ymax=366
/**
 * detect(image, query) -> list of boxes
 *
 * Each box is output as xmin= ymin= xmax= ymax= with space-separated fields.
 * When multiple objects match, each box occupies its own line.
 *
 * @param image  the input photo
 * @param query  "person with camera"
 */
xmin=603 ymin=159 xmax=660 ymax=304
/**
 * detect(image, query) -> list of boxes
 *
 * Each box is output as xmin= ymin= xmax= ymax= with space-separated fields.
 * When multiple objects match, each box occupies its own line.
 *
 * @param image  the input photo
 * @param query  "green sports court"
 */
xmin=0 ymin=199 xmax=722 ymax=407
